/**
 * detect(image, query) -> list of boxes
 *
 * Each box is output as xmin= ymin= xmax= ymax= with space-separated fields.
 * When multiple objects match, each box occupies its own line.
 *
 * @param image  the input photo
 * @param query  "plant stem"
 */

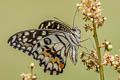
xmin=93 ymin=23 xmax=105 ymax=80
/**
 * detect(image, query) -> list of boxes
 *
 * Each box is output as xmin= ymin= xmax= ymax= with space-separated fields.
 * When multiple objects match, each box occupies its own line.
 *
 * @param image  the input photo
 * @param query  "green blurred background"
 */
xmin=0 ymin=0 xmax=120 ymax=80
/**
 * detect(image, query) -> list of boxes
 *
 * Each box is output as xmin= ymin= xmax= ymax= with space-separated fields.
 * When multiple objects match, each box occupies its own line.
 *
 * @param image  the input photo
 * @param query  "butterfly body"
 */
xmin=8 ymin=20 xmax=81 ymax=75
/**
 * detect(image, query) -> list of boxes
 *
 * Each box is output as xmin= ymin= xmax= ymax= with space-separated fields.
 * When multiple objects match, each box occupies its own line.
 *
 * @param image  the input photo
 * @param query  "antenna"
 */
xmin=54 ymin=17 xmax=66 ymax=24
xmin=73 ymin=8 xmax=78 ymax=27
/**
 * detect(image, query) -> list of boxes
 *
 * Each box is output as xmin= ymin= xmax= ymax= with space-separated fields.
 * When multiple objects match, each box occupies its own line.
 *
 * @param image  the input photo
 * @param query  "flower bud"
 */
xmin=108 ymin=44 xmax=113 ymax=51
xmin=30 ymin=63 xmax=35 ymax=70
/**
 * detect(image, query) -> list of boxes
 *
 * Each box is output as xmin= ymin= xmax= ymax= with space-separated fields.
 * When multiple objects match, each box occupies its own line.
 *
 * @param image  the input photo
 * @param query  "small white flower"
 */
xmin=82 ymin=9 xmax=86 ymax=13
xmin=87 ymin=13 xmax=92 ymax=16
xmin=26 ymin=73 xmax=31 ymax=79
xmin=82 ymin=0 xmax=87 ymax=4
xmin=93 ymin=6 xmax=96 ymax=10
xmin=96 ymin=8 xmax=102 ymax=13
xmin=110 ymin=56 xmax=114 ymax=61
xmin=20 ymin=73 xmax=26 ymax=77
xmin=30 ymin=63 xmax=35 ymax=69
xmin=32 ymin=75 xmax=37 ymax=79
xmin=76 ymin=3 xmax=80 ymax=7
xmin=102 ymin=60 xmax=107 ymax=65
xmin=90 ymin=18 xmax=93 ymax=21
xmin=105 ymin=41 xmax=110 ymax=45
xmin=112 ymin=61 xmax=119 ymax=65
xmin=103 ymin=17 xmax=107 ymax=20
xmin=97 ymin=2 xmax=101 ymax=6
xmin=115 ymin=54 xmax=119 ymax=57
xmin=30 ymin=63 xmax=35 ymax=67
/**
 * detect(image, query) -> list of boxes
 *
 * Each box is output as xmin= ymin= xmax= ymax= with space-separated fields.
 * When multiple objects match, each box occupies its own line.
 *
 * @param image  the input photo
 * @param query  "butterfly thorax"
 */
xmin=70 ymin=27 xmax=81 ymax=46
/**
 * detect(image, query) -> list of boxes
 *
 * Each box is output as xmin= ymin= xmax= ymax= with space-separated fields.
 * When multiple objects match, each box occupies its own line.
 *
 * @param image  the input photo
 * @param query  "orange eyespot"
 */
xmin=59 ymin=63 xmax=64 ymax=69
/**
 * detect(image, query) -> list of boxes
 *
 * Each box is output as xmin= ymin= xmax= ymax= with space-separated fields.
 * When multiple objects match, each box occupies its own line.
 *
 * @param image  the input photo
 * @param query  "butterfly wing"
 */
xmin=8 ymin=29 xmax=49 ymax=55
xmin=8 ymin=29 xmax=70 ymax=75
xmin=34 ymin=34 xmax=71 ymax=75
xmin=39 ymin=20 xmax=72 ymax=33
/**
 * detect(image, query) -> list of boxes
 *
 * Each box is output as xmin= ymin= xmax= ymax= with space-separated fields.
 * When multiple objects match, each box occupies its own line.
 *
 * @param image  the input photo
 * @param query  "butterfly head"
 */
xmin=72 ymin=26 xmax=81 ymax=38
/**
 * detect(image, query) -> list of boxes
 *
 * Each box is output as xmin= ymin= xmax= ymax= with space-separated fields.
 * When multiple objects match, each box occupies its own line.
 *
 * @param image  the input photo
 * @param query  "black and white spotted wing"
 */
xmin=8 ymin=29 xmax=49 ymax=55
xmin=8 ymin=29 xmax=71 ymax=75
xmin=39 ymin=20 xmax=72 ymax=33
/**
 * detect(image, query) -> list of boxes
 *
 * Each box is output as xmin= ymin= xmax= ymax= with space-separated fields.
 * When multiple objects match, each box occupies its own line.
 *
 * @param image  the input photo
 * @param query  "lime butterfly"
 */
xmin=8 ymin=20 xmax=81 ymax=75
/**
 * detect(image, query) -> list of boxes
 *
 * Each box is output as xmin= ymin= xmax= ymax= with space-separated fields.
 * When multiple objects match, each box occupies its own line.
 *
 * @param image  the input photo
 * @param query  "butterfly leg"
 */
xmin=80 ymin=37 xmax=96 ymax=50
xmin=79 ymin=44 xmax=89 ymax=52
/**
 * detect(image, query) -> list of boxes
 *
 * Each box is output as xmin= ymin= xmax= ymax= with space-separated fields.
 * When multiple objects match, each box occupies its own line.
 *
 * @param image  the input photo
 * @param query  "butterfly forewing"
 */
xmin=39 ymin=20 xmax=72 ymax=33
xmin=8 ymin=29 xmax=70 ymax=75
xmin=8 ymin=29 xmax=49 ymax=55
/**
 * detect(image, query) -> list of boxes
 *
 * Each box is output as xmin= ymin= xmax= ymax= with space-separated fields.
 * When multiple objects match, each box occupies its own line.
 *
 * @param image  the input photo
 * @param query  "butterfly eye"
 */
xmin=72 ymin=27 xmax=77 ymax=31
xmin=44 ymin=37 xmax=51 ymax=45
xmin=72 ymin=28 xmax=76 ymax=31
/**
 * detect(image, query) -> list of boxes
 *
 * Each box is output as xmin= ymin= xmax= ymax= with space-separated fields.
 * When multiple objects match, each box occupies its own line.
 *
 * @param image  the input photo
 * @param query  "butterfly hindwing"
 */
xmin=39 ymin=20 xmax=72 ymax=33
xmin=8 ymin=29 xmax=70 ymax=75
xmin=34 ymin=32 xmax=71 ymax=75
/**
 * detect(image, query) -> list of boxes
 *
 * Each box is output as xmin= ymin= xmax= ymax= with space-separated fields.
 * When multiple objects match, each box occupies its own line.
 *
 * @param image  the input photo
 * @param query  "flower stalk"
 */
xmin=93 ymin=23 xmax=104 ymax=80
xmin=77 ymin=0 xmax=106 ymax=80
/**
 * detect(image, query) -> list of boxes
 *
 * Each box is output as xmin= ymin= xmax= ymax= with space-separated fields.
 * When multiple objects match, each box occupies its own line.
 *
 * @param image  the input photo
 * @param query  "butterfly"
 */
xmin=8 ymin=20 xmax=81 ymax=75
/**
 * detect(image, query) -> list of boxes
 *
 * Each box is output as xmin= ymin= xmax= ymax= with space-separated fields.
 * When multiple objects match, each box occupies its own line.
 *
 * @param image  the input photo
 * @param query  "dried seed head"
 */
xmin=102 ymin=52 xmax=120 ymax=74
xmin=100 ymin=40 xmax=113 ymax=51
xmin=20 ymin=73 xmax=31 ymax=80
xmin=20 ymin=73 xmax=26 ymax=77
xmin=103 ymin=53 xmax=114 ymax=65
xmin=32 ymin=74 xmax=37 ymax=80
xmin=20 ymin=63 xmax=37 ymax=80
xmin=80 ymin=50 xmax=99 ymax=71
xmin=77 ymin=0 xmax=106 ymax=28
